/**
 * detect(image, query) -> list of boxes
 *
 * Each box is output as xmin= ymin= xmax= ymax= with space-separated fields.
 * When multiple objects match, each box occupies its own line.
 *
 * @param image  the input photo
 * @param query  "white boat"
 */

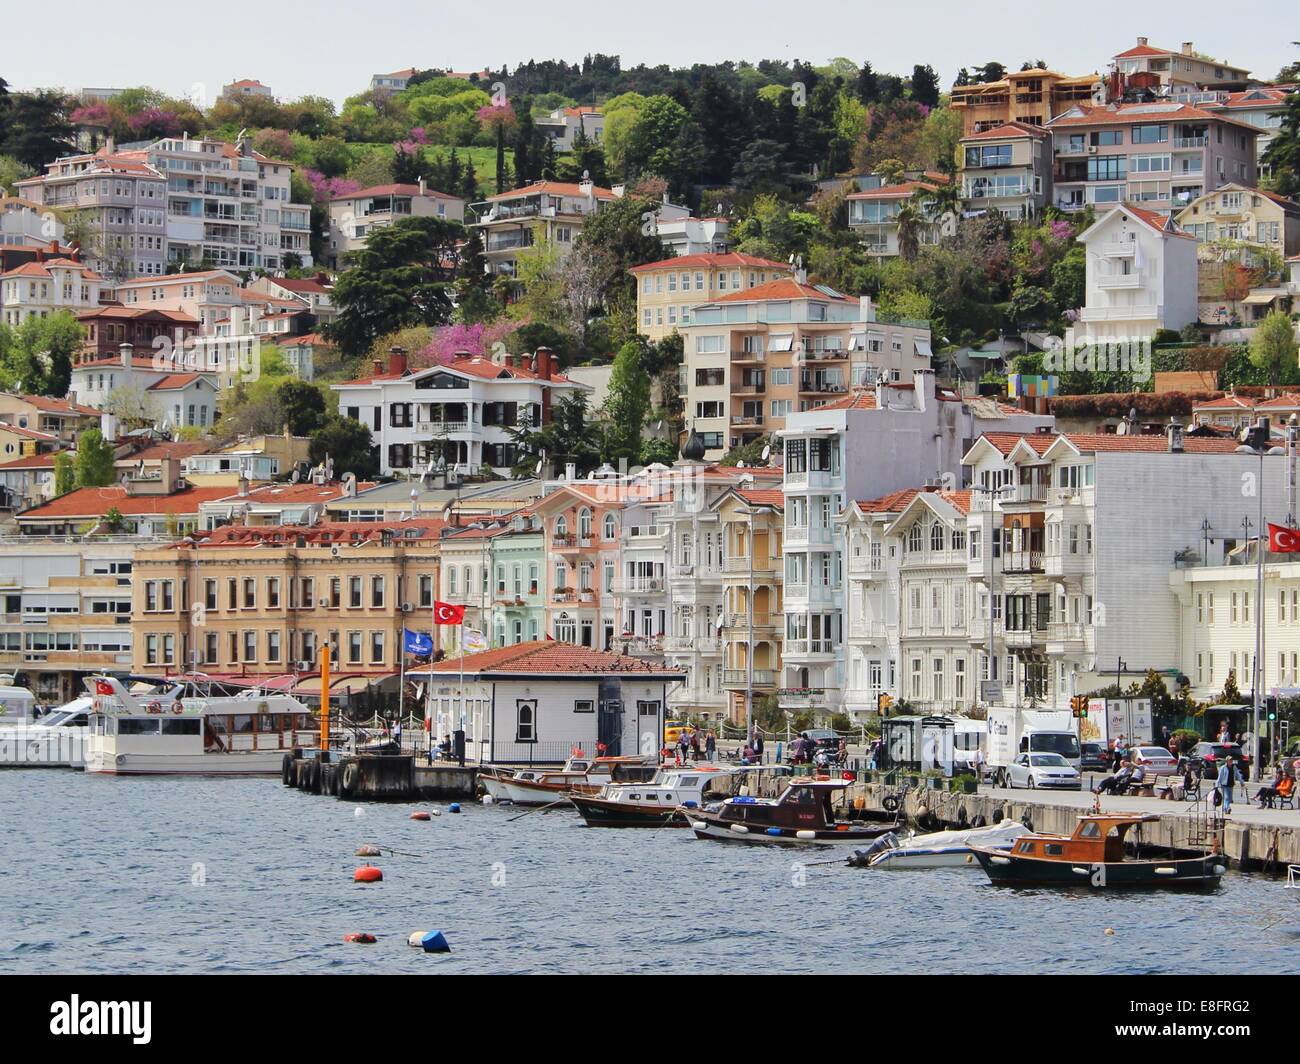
xmin=850 ymin=820 xmax=1029 ymax=870
xmin=569 ymin=764 xmax=791 ymax=826
xmin=0 ymin=697 xmax=92 ymax=768
xmin=481 ymin=755 xmax=657 ymax=805
xmin=0 ymin=685 xmax=40 ymax=727
xmin=84 ymin=676 xmax=317 ymax=776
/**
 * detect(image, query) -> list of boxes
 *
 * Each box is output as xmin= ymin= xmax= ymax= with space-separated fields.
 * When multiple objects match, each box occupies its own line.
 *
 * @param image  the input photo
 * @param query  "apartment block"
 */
xmin=0 ymin=253 xmax=105 ymax=327
xmin=0 ymin=196 xmax=64 ymax=250
xmin=680 ymin=280 xmax=934 ymax=461
xmin=1048 ymin=101 xmax=1258 ymax=215
xmin=1175 ymin=183 xmax=1300 ymax=259
xmin=1111 ymin=38 xmax=1251 ymax=92
xmin=325 ymin=182 xmax=465 ymax=269
xmin=629 ymin=252 xmax=792 ymax=342
xmin=959 ymin=122 xmax=1052 ymax=221
xmin=846 ymin=178 xmax=954 ymax=257
xmin=470 ymin=179 xmax=620 ymax=278
xmin=950 ymin=67 xmax=1100 ymax=136
xmin=536 ymin=107 xmax=604 ymax=151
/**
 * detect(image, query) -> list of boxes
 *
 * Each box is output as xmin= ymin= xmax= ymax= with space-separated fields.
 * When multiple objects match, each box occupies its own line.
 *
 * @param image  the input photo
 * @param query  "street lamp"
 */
xmin=1236 ymin=416 xmax=1285 ymax=781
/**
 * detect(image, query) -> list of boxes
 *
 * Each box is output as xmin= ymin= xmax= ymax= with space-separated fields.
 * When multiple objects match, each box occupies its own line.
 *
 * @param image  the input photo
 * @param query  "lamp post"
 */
xmin=1236 ymin=417 xmax=1285 ymax=781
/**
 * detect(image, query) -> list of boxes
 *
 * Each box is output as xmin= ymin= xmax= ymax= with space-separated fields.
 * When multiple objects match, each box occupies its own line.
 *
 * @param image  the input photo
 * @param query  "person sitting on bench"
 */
xmin=1257 ymin=767 xmax=1294 ymax=809
xmin=1094 ymin=759 xmax=1135 ymax=796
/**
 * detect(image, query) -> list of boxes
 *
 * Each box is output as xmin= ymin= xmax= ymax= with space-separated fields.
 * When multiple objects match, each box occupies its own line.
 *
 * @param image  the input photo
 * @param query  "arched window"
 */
xmin=516 ymin=700 xmax=536 ymax=742
xmin=930 ymin=523 xmax=945 ymax=552
xmin=555 ymin=515 xmax=567 ymax=537
xmin=908 ymin=525 xmax=922 ymax=553
xmin=579 ymin=508 xmax=592 ymax=538
xmin=603 ymin=513 xmax=617 ymax=540
xmin=448 ymin=568 xmax=458 ymax=595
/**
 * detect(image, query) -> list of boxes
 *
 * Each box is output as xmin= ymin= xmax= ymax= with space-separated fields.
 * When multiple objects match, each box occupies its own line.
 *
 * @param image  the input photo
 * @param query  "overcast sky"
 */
xmin=5 ymin=0 xmax=1297 ymax=107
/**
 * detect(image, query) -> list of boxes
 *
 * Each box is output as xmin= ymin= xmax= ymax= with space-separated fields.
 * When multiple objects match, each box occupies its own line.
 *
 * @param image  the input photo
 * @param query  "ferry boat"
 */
xmin=84 ymin=676 xmax=317 ymax=776
xmin=686 ymin=778 xmax=900 ymax=846
xmin=969 ymin=812 xmax=1227 ymax=889
xmin=0 ymin=697 xmax=92 ymax=768
xmin=481 ymin=755 xmax=657 ymax=805
xmin=849 ymin=820 xmax=1028 ymax=870
xmin=568 ymin=764 xmax=790 ymax=827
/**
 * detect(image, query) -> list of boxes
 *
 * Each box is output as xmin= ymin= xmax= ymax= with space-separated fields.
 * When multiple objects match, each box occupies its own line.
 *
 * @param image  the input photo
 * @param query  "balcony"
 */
xmin=1100 ymin=241 xmax=1137 ymax=257
xmin=663 ymin=636 xmax=721 ymax=655
xmin=1005 ymin=628 xmax=1047 ymax=650
xmin=723 ymin=555 xmax=778 ymax=574
xmin=1096 ymin=273 xmax=1141 ymax=290
xmin=415 ymin=419 xmax=471 ymax=435
xmin=723 ymin=668 xmax=777 ymax=687
xmin=964 ymin=182 xmax=1031 ymax=200
xmin=1046 ymin=622 xmax=1090 ymax=654
xmin=619 ymin=578 xmax=664 ymax=594
xmin=730 ymin=412 xmax=765 ymax=428
xmin=783 ymin=638 xmax=836 ymax=658
xmin=1079 ymin=304 xmax=1159 ymax=323
xmin=1174 ymin=136 xmax=1208 ymax=150
xmin=777 ymin=687 xmax=832 ymax=708
xmin=783 ymin=468 xmax=838 ymax=490
xmin=848 ymin=619 xmax=888 ymax=640
xmin=553 ymin=535 xmax=579 ymax=552
xmin=1002 ymin=551 xmax=1044 ymax=574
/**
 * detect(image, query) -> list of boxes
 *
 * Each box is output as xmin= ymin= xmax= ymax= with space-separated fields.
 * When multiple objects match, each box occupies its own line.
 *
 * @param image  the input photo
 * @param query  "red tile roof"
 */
xmin=117 ymin=440 xmax=213 ymax=462
xmin=1062 ymin=432 xmax=1242 ymax=454
xmin=277 ymin=332 xmax=329 ymax=347
xmin=422 ymin=640 xmax=685 ymax=676
xmin=1194 ymin=395 xmax=1257 ymax=411
xmin=856 ymin=487 xmax=924 ymax=513
xmin=187 ymin=518 xmax=446 ymax=548
xmin=961 ymin=121 xmax=1048 ymax=141
xmin=11 ymin=394 xmax=99 ymax=417
xmin=980 ymin=431 xmax=1058 ymax=455
xmin=629 ymin=252 xmax=790 ymax=273
xmin=0 ymin=422 xmax=58 ymax=441
xmin=16 ymin=485 xmax=235 ymax=520
xmin=817 ymin=390 xmax=878 ymax=411
xmin=712 ymin=278 xmax=852 ymax=304
xmin=231 ymin=481 xmax=378 ymax=506
xmin=267 ymin=277 xmax=331 ymax=294
xmin=1050 ymin=102 xmax=1257 ymax=134
xmin=486 ymin=180 xmax=618 ymax=203
xmin=845 ymin=180 xmax=942 ymax=201
xmin=147 ymin=373 xmax=208 ymax=391
xmin=736 ymin=488 xmax=783 ymax=507
xmin=0 ymin=452 xmax=59 ymax=470
xmin=332 ymin=183 xmax=460 ymax=202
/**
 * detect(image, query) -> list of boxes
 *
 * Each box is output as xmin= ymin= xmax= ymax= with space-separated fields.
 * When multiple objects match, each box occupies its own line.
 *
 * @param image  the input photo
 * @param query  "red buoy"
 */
xmin=343 ymin=933 xmax=377 ymax=944
xmin=354 ymin=865 xmax=383 ymax=883
xmin=410 ymin=811 xmax=431 ymax=821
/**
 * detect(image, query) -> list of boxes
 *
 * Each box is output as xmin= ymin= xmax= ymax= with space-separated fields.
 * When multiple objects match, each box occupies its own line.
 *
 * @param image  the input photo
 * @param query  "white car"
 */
xmin=1129 ymin=746 xmax=1178 ymax=776
xmin=1006 ymin=752 xmax=1082 ymax=790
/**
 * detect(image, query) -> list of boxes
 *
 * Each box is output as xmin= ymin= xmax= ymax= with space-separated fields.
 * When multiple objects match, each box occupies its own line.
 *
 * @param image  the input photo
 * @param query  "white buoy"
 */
xmin=482 ymin=795 xmax=495 ymax=805
xmin=796 ymin=830 xmax=816 ymax=840
xmin=730 ymin=823 xmax=749 ymax=834
xmin=354 ymin=807 xmax=365 ymax=818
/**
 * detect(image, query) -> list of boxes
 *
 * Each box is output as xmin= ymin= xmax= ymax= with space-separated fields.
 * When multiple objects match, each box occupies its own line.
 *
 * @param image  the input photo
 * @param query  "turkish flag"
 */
xmin=433 ymin=600 xmax=465 ymax=625
xmin=1269 ymin=523 xmax=1300 ymax=553
xmin=94 ymin=679 xmax=114 ymax=696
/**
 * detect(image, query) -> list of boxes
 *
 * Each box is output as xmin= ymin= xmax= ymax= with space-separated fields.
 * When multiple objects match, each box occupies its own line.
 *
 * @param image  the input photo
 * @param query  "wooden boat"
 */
xmin=482 ymin=755 xmax=656 ymax=805
xmin=686 ymin=778 xmax=899 ymax=845
xmin=569 ymin=764 xmax=789 ymax=827
xmin=970 ymin=812 xmax=1226 ymax=889
xmin=850 ymin=820 xmax=1029 ymax=870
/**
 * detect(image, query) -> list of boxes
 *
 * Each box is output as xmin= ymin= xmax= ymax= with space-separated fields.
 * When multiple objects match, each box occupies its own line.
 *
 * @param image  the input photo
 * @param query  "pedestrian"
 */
xmin=972 ymin=745 xmax=986 ymax=787
xmin=1215 ymin=755 xmax=1244 ymax=815
xmin=837 ymin=737 xmax=848 ymax=767
xmin=752 ymin=729 xmax=764 ymax=759
xmin=705 ymin=730 xmax=716 ymax=762
xmin=1217 ymin=721 xmax=1232 ymax=744
xmin=394 ymin=719 xmax=402 ymax=749
xmin=690 ymin=729 xmax=701 ymax=762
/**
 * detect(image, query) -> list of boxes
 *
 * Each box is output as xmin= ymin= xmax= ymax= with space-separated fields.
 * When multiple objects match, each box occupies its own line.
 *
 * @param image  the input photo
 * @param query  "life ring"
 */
xmin=115 ymin=753 xmax=126 ymax=765
xmin=171 ymin=701 xmax=185 ymax=715
xmin=341 ymin=762 xmax=359 ymax=797
xmin=882 ymin=795 xmax=901 ymax=813
xmin=146 ymin=701 xmax=162 ymax=714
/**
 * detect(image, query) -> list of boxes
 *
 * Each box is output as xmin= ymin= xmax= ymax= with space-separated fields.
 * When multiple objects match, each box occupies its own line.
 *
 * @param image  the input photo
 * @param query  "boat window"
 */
xmin=1018 ymin=841 xmax=1035 ymax=853
xmin=679 ymin=777 xmax=697 ymax=787
xmin=258 ymin=714 xmax=278 ymax=733
xmin=162 ymin=718 xmax=201 ymax=736
xmin=644 ymin=793 xmax=658 ymax=800
xmin=1078 ymin=822 xmax=1100 ymax=838
xmin=232 ymin=715 xmax=254 ymax=733
xmin=118 ymin=718 xmax=161 ymax=735
xmin=1045 ymin=844 xmax=1063 ymax=855
xmin=629 ymin=794 xmax=640 ymax=800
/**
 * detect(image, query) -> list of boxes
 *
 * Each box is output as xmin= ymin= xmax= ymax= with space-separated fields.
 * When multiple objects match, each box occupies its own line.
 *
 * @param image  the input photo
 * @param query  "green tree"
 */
xmin=327 ymin=216 xmax=466 ymax=357
xmin=74 ymin=428 xmax=116 ymax=488
xmin=309 ymin=415 xmax=377 ymax=479
xmin=508 ymin=391 xmax=602 ymax=477
xmin=53 ymin=450 xmax=75 ymax=496
xmin=603 ymin=341 xmax=651 ymax=463
xmin=570 ymin=196 xmax=666 ymax=306
xmin=1249 ymin=310 xmax=1299 ymax=386
xmin=276 ymin=379 xmax=327 ymax=436
xmin=0 ymin=311 xmax=84 ymax=395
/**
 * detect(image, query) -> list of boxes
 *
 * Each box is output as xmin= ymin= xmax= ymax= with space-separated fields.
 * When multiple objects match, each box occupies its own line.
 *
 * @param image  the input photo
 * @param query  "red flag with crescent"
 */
xmin=94 ymin=679 xmax=115 ymax=695
xmin=1269 ymin=524 xmax=1300 ymax=553
xmin=433 ymin=601 xmax=465 ymax=625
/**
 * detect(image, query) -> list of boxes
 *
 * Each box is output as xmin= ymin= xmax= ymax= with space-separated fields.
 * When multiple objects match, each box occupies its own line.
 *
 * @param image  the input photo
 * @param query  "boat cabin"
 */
xmin=720 ymin=779 xmax=850 ymax=829
xmin=1009 ymin=813 xmax=1161 ymax=863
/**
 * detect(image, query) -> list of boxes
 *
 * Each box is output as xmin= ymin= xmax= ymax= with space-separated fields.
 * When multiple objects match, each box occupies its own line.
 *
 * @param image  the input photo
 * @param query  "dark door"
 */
xmin=598 ymin=700 xmax=622 ymax=756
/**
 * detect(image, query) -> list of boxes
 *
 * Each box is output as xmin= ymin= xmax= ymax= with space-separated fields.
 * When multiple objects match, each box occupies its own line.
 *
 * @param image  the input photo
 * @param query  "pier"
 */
xmin=283 ymin=752 xmax=477 ymax=801
xmin=846 ymin=778 xmax=1300 ymax=873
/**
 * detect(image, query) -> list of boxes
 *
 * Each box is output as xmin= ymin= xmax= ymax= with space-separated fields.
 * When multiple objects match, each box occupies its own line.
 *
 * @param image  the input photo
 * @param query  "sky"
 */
xmin=3 ymin=0 xmax=1297 ymax=107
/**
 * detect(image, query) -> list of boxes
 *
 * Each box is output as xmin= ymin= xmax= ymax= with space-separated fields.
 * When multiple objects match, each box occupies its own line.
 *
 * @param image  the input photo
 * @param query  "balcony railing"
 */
xmin=1100 ymin=241 xmax=1137 ymax=257
xmin=415 ymin=419 xmax=471 ymax=434
xmin=783 ymin=639 xmax=835 ymax=657
xmin=1096 ymin=273 xmax=1141 ymax=290
xmin=1003 ymin=551 xmax=1045 ymax=573
xmin=723 ymin=556 xmax=777 ymax=574
xmin=777 ymin=688 xmax=831 ymax=706
xmin=723 ymin=668 xmax=777 ymax=687
xmin=1173 ymin=136 xmax=1208 ymax=150
xmin=1005 ymin=627 xmax=1047 ymax=648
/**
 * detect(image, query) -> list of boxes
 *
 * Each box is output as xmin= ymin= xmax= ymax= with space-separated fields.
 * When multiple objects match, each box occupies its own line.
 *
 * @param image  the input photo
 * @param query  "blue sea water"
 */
xmin=0 ymin=769 xmax=1294 ymax=974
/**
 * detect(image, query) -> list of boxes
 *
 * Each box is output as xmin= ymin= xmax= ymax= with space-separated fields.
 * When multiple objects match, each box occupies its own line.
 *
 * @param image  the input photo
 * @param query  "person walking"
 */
xmin=705 ymin=730 xmax=716 ymax=762
xmin=972 ymin=745 xmax=986 ymax=788
xmin=690 ymin=729 xmax=701 ymax=762
xmin=1215 ymin=755 xmax=1244 ymax=815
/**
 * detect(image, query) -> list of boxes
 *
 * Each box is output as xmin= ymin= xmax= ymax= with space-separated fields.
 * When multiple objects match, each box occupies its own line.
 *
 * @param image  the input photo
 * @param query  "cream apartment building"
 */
xmin=1175 ymin=183 xmax=1300 ymax=259
xmin=629 ymin=253 xmax=792 ymax=342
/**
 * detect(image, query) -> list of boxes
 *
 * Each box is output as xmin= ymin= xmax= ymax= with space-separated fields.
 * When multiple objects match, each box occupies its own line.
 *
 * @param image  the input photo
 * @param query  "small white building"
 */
xmin=1072 ymin=203 xmax=1199 ymax=344
xmin=325 ymin=182 xmax=465 ymax=269
xmin=536 ymin=107 xmax=604 ymax=152
xmin=416 ymin=641 xmax=682 ymax=765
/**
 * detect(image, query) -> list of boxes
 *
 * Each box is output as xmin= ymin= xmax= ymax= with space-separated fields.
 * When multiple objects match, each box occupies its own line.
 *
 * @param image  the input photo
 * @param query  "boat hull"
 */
xmin=0 ymin=729 xmax=87 ymax=768
xmin=482 ymin=776 xmax=596 ymax=805
xmin=688 ymin=817 xmax=896 ymax=846
xmin=971 ymin=848 xmax=1226 ymax=888
xmin=570 ymin=794 xmax=687 ymax=827
xmin=85 ymin=750 xmax=287 ymax=776
xmin=870 ymin=847 xmax=988 ymax=870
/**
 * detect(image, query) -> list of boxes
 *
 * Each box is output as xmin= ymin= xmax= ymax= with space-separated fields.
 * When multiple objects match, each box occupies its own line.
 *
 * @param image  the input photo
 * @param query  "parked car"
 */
xmin=1006 ymin=752 xmax=1082 ymax=790
xmin=1189 ymin=742 xmax=1250 ymax=779
xmin=663 ymin=720 xmax=696 ymax=745
xmin=786 ymin=728 xmax=842 ymax=763
xmin=1080 ymin=742 xmax=1109 ymax=772
xmin=1128 ymin=746 xmax=1179 ymax=776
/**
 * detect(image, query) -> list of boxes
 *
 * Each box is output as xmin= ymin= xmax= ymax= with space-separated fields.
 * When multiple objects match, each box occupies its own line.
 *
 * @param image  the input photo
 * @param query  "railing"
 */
xmin=783 ymin=639 xmax=835 ymax=656
xmin=777 ymin=687 xmax=830 ymax=706
xmin=415 ymin=419 xmax=470 ymax=434
xmin=723 ymin=668 xmax=776 ymax=686
xmin=1003 ymin=551 xmax=1045 ymax=573
xmin=723 ymin=556 xmax=777 ymax=574
xmin=1100 ymin=241 xmax=1136 ymax=257
xmin=619 ymin=578 xmax=664 ymax=593
xmin=623 ymin=524 xmax=663 ymax=540
xmin=1173 ymin=136 xmax=1208 ymax=150
xmin=553 ymin=535 xmax=576 ymax=549
xmin=1096 ymin=273 xmax=1141 ymax=290
xmin=1004 ymin=628 xmax=1045 ymax=648
xmin=1047 ymin=622 xmax=1086 ymax=644
xmin=730 ymin=413 xmax=764 ymax=426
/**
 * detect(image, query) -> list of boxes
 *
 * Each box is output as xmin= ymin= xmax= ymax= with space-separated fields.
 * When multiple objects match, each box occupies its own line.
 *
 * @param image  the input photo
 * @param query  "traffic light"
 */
xmin=1070 ymin=695 xmax=1088 ymax=718
xmin=1266 ymin=696 xmax=1278 ymax=722
xmin=877 ymin=693 xmax=894 ymax=715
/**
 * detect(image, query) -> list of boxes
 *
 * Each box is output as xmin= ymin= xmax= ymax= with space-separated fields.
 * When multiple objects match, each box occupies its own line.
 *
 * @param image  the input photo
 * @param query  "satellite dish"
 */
xmin=761 ymin=445 xmax=771 ymax=461
xmin=534 ymin=460 xmax=543 ymax=475
xmin=736 ymin=460 xmax=745 ymax=468
xmin=714 ymin=614 xmax=725 ymax=631
xmin=289 ymin=468 xmax=300 ymax=483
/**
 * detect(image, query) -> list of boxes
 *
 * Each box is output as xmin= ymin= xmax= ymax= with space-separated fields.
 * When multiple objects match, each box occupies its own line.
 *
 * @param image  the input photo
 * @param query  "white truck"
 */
xmin=986 ymin=708 xmax=1081 ymax=784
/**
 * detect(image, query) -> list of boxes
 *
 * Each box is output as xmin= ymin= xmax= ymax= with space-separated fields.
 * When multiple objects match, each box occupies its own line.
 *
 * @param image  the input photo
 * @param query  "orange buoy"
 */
xmin=410 ymin=811 xmax=431 ymax=821
xmin=344 ymin=933 xmax=377 ymax=944
xmin=354 ymin=865 xmax=383 ymax=883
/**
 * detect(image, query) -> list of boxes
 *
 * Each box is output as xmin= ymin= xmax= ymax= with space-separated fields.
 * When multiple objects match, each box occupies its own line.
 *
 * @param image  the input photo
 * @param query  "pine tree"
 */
xmin=447 ymin=148 xmax=463 ymax=195
xmin=461 ymin=157 xmax=479 ymax=202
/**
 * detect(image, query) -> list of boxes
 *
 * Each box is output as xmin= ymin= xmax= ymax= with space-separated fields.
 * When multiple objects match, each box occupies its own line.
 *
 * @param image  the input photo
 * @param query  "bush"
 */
xmin=1171 ymin=728 xmax=1202 ymax=755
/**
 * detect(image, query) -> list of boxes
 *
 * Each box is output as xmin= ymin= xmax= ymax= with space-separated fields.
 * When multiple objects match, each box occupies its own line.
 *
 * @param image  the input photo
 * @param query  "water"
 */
xmin=1 ymin=769 xmax=1295 ymax=974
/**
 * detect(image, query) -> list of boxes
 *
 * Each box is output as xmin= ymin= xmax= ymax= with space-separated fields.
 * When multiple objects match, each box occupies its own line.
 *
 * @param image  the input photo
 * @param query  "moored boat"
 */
xmin=0 ymin=697 xmax=92 ymax=769
xmin=969 ymin=812 xmax=1226 ymax=889
xmin=84 ymin=675 xmax=317 ymax=776
xmin=481 ymin=755 xmax=657 ymax=805
xmin=850 ymin=820 xmax=1028 ymax=869
xmin=569 ymin=764 xmax=790 ymax=827
xmin=686 ymin=778 xmax=899 ymax=845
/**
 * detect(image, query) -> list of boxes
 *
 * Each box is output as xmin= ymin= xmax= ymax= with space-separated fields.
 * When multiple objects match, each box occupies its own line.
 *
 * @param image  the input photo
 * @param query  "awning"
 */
xmin=914 ymin=338 xmax=933 ymax=358
xmin=967 ymin=349 xmax=1007 ymax=359
xmin=849 ymin=332 xmax=866 ymax=351
xmin=768 ymin=334 xmax=794 ymax=352
xmin=1243 ymin=290 xmax=1284 ymax=305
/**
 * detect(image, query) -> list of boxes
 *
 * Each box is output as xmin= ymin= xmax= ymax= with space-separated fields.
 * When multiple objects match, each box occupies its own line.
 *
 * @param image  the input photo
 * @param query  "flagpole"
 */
xmin=399 ymin=631 xmax=406 ymax=752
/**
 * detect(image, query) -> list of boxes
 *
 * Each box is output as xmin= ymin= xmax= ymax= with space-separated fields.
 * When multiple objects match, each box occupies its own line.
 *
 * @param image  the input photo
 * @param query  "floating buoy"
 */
xmin=796 ymin=830 xmax=817 ymax=840
xmin=354 ymin=865 xmax=383 ymax=883
xmin=408 ymin=930 xmax=451 ymax=953
xmin=343 ymin=933 xmax=376 ymax=944
xmin=765 ymin=827 xmax=783 ymax=836
xmin=354 ymin=807 xmax=365 ymax=818
xmin=448 ymin=803 xmax=461 ymax=813
xmin=1104 ymin=928 xmax=1115 ymax=936
xmin=355 ymin=844 xmax=382 ymax=857
xmin=682 ymin=800 xmax=698 ymax=809
xmin=482 ymin=795 xmax=495 ymax=805
xmin=410 ymin=811 xmax=431 ymax=821
xmin=730 ymin=823 xmax=749 ymax=834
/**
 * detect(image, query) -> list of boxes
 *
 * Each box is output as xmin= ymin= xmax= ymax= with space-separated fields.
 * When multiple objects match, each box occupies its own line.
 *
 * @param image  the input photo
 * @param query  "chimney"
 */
xmin=372 ymin=357 xmax=383 ymax=377
xmin=859 ymin=295 xmax=875 ymax=323
xmin=418 ymin=176 xmax=426 ymax=196
xmin=119 ymin=341 xmax=133 ymax=368
xmin=1136 ymin=36 xmax=1148 ymax=47
xmin=1167 ymin=416 xmax=1185 ymax=453
xmin=388 ymin=345 xmax=408 ymax=377
xmin=535 ymin=346 xmax=553 ymax=381
xmin=238 ymin=135 xmax=253 ymax=158
xmin=565 ymin=462 xmax=576 ymax=482
xmin=913 ymin=368 xmax=932 ymax=412
xmin=1181 ymin=42 xmax=1194 ymax=56
xmin=238 ymin=475 xmax=249 ymax=497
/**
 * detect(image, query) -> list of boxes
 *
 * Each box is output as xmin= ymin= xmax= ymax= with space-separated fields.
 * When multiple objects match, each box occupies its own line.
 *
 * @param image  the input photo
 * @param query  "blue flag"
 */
xmin=404 ymin=629 xmax=433 ymax=656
